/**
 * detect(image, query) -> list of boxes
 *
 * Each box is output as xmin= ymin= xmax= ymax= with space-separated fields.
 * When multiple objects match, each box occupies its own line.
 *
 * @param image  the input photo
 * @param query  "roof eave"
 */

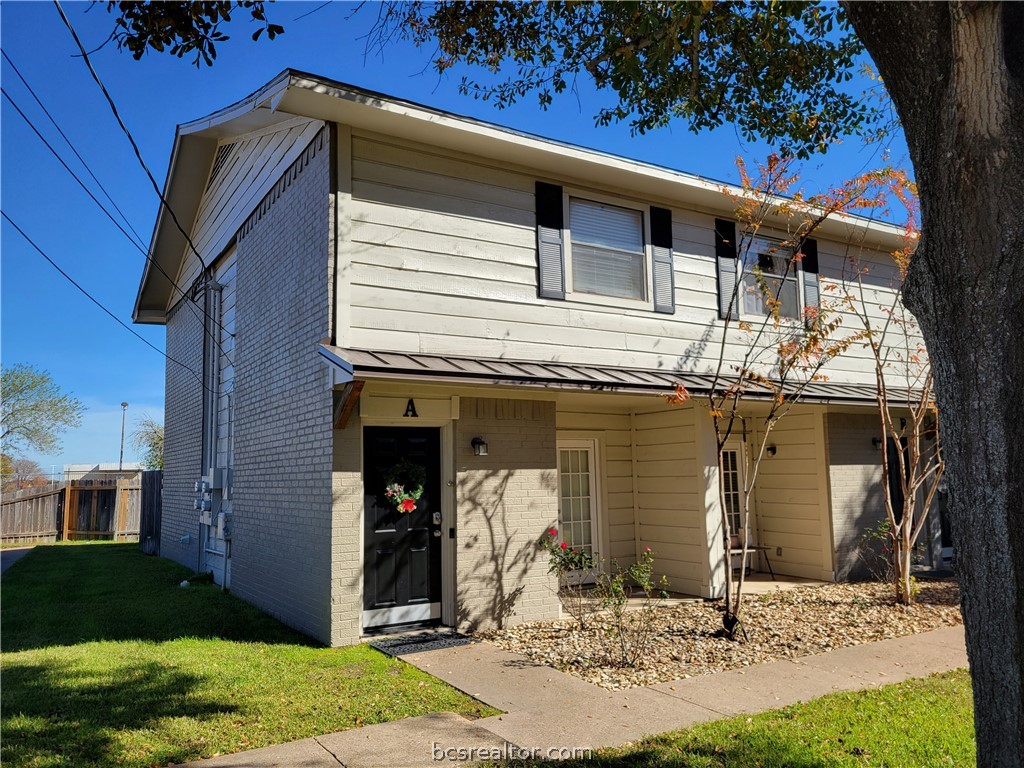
xmin=135 ymin=69 xmax=911 ymax=322
xmin=132 ymin=71 xmax=297 ymax=324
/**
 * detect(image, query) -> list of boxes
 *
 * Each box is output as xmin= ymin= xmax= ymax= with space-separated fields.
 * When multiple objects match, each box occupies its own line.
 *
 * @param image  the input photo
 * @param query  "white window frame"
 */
xmin=562 ymin=189 xmax=653 ymax=310
xmin=738 ymin=235 xmax=804 ymax=321
xmin=720 ymin=440 xmax=749 ymax=545
xmin=556 ymin=438 xmax=603 ymax=583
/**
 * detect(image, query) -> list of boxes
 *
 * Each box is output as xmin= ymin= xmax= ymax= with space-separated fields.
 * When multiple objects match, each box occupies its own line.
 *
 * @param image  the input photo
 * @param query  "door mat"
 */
xmin=370 ymin=631 xmax=478 ymax=657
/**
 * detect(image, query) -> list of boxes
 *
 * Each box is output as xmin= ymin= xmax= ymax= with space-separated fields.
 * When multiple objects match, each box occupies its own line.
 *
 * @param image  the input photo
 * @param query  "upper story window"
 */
xmin=536 ymin=181 xmax=676 ymax=314
xmin=741 ymin=237 xmax=800 ymax=320
xmin=715 ymin=218 xmax=819 ymax=323
xmin=569 ymin=198 xmax=646 ymax=301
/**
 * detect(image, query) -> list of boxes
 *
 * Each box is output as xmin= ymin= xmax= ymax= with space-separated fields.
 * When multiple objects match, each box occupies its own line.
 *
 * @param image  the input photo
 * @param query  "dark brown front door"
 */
xmin=363 ymin=427 xmax=442 ymax=629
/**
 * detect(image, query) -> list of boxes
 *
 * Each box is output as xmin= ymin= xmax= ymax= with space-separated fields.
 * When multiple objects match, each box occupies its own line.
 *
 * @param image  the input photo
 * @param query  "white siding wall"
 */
xmin=632 ymin=405 xmax=706 ymax=594
xmin=749 ymin=410 xmax=834 ymax=581
xmin=174 ymin=118 xmax=326 ymax=295
xmin=344 ymin=129 xmax=916 ymax=386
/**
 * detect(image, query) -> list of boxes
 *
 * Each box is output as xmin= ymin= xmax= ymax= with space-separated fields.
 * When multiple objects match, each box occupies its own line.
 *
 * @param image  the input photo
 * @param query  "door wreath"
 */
xmin=383 ymin=458 xmax=426 ymax=513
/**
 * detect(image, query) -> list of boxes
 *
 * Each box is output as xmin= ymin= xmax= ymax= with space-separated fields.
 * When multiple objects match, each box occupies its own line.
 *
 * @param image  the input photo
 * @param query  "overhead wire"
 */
xmin=53 ymin=0 xmax=215 ymax=278
xmin=0 ymin=84 xmax=234 ymax=365
xmin=2 ymin=211 xmax=212 ymax=393
xmin=1 ymin=48 xmax=148 ymax=252
xmin=52 ymin=0 xmax=239 ymax=366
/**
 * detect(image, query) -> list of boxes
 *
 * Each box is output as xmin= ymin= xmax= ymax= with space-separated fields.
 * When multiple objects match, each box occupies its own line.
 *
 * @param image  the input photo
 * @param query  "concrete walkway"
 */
xmin=0 ymin=546 xmax=34 ymax=575
xmin=185 ymin=625 xmax=967 ymax=767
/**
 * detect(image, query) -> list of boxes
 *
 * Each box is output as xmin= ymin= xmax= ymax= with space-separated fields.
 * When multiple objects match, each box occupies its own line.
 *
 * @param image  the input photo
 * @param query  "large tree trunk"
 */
xmin=845 ymin=3 xmax=1024 ymax=765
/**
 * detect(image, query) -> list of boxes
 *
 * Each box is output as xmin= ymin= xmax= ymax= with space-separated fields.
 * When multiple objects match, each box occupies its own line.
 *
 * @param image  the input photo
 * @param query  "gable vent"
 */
xmin=206 ymin=143 xmax=236 ymax=191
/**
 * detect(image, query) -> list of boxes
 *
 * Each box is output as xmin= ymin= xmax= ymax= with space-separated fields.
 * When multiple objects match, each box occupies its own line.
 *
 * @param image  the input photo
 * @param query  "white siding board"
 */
xmin=647 ymin=558 xmax=704 ymax=583
xmin=352 ymin=223 xmax=537 ymax=266
xmin=639 ymin=525 xmax=704 ymax=545
xmin=353 ymin=133 xmax=535 ymax=192
xmin=352 ymin=180 xmax=535 ymax=229
xmin=351 ymin=203 xmax=534 ymax=248
xmin=353 ymin=159 xmax=535 ymax=211
xmin=351 ymin=285 xmax=571 ymax=326
xmin=639 ymin=509 xmax=704 ymax=529
xmin=351 ymin=245 xmax=537 ymax=285
xmin=176 ymin=119 xmax=324 ymax=296
xmin=352 ymin=264 xmax=536 ymax=302
xmin=344 ymin=127 xmax=919 ymax=389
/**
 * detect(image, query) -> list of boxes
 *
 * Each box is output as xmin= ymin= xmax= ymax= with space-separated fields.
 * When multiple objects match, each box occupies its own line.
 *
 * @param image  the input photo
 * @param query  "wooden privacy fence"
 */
xmin=138 ymin=470 xmax=162 ymax=555
xmin=1 ymin=487 xmax=62 ymax=545
xmin=1 ymin=471 xmax=162 ymax=545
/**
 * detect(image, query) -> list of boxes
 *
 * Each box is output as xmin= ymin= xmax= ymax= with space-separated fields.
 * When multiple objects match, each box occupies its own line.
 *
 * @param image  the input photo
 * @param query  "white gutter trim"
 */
xmin=318 ymin=343 xmax=354 ymax=385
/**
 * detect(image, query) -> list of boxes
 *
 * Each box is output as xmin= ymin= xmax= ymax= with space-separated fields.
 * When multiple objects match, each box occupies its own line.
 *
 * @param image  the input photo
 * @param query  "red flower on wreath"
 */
xmin=399 ymin=498 xmax=417 ymax=513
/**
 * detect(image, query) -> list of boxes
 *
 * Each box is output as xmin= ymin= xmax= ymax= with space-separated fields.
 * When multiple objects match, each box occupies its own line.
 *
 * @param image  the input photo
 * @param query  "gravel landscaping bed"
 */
xmin=477 ymin=581 xmax=962 ymax=689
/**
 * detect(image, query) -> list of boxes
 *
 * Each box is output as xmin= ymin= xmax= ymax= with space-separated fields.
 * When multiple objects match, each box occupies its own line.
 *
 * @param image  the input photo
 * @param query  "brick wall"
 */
xmin=228 ymin=129 xmax=335 ymax=643
xmin=161 ymin=298 xmax=204 ymax=570
xmin=454 ymin=397 xmax=560 ymax=631
xmin=825 ymin=412 xmax=886 ymax=580
xmin=330 ymin=411 xmax=363 ymax=646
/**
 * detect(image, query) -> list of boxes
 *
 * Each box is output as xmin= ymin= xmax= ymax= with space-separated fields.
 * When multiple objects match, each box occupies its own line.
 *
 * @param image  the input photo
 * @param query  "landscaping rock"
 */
xmin=477 ymin=581 xmax=961 ymax=690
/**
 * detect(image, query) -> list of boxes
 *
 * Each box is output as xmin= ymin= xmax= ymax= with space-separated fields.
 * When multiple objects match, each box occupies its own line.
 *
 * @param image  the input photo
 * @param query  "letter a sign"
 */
xmin=403 ymin=398 xmax=419 ymax=418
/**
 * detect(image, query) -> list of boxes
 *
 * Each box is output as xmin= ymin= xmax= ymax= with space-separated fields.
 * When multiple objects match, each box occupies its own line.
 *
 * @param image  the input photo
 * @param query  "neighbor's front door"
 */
xmin=363 ymin=427 xmax=442 ymax=630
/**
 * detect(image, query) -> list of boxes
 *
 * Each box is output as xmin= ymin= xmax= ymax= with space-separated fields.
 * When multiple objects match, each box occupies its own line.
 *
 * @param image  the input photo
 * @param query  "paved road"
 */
xmin=1 ymin=547 xmax=33 ymax=575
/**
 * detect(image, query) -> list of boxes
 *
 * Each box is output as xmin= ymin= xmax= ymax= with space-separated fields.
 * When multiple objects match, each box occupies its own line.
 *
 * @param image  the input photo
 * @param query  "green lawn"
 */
xmin=501 ymin=670 xmax=975 ymax=767
xmin=1 ymin=543 xmax=496 ymax=767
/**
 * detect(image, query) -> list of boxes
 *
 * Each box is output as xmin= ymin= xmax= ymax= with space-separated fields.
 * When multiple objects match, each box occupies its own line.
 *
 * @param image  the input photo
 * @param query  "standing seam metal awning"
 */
xmin=318 ymin=344 xmax=897 ymax=406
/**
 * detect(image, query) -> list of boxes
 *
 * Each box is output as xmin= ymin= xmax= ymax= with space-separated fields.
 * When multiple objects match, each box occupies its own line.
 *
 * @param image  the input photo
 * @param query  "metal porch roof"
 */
xmin=320 ymin=345 xmax=894 ymax=406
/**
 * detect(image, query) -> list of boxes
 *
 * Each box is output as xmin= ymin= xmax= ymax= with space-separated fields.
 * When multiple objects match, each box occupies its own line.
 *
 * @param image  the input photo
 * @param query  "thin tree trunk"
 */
xmin=846 ymin=3 xmax=1024 ymax=764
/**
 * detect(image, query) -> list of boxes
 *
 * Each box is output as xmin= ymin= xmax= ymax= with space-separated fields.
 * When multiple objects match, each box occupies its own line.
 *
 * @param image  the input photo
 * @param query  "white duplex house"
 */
xmin=133 ymin=70 xmax=945 ymax=646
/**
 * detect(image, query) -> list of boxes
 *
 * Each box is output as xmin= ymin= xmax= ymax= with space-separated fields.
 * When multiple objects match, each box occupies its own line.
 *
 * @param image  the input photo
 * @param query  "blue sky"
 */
xmin=0 ymin=2 xmax=907 ymax=470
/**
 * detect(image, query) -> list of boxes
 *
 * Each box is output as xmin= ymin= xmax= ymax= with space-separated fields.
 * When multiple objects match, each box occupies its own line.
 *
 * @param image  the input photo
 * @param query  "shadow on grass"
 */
xmin=1 ymin=656 xmax=238 ymax=767
xmin=1 ymin=543 xmax=316 ymax=652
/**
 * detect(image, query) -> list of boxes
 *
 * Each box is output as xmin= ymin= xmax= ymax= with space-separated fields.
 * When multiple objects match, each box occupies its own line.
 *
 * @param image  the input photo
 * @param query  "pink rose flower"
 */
xmin=549 ymin=528 xmax=558 ymax=537
xmin=560 ymin=541 xmax=568 ymax=550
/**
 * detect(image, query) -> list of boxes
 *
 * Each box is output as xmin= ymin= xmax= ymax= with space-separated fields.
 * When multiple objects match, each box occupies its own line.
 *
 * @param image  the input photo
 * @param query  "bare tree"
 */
xmin=842 ymin=216 xmax=944 ymax=605
xmin=669 ymin=157 xmax=911 ymax=638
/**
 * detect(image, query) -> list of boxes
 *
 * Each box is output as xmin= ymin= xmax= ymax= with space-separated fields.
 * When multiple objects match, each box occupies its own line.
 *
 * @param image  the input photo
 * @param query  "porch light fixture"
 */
xmin=872 ymin=437 xmax=883 ymax=451
xmin=766 ymin=445 xmax=777 ymax=457
xmin=471 ymin=437 xmax=488 ymax=456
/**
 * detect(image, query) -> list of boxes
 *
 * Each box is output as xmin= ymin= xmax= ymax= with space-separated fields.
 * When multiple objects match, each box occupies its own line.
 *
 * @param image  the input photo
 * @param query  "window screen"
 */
xmin=741 ymin=237 xmax=800 ymax=319
xmin=570 ymin=199 xmax=645 ymax=300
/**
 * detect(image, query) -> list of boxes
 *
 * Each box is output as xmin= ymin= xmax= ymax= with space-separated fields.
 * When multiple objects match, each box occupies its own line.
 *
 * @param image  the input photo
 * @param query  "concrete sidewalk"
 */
xmin=185 ymin=625 xmax=967 ymax=767
xmin=0 ymin=546 xmax=34 ymax=575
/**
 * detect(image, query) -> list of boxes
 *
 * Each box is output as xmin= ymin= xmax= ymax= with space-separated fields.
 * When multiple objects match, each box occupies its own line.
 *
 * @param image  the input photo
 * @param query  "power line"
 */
xmin=2 ymin=210 xmax=211 ymax=393
xmin=54 ymin=0 xmax=212 ymax=276
xmin=1 ymin=49 xmax=147 ymax=251
xmin=51 ymin=2 xmax=238 ymax=357
xmin=2 ymin=87 xmax=159 ymax=273
xmin=0 ymin=85 xmax=233 ymax=365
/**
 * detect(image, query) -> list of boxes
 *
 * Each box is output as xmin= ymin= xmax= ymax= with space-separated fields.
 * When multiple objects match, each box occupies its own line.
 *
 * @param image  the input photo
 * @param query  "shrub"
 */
xmin=539 ymin=528 xmax=599 ymax=628
xmin=594 ymin=548 xmax=670 ymax=668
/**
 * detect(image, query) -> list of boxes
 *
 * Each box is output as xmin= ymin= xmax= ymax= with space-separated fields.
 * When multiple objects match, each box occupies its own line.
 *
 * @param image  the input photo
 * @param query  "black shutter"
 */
xmin=650 ymin=206 xmax=675 ymax=314
xmin=801 ymin=237 xmax=820 ymax=323
xmin=715 ymin=219 xmax=738 ymax=320
xmin=535 ymin=182 xmax=565 ymax=299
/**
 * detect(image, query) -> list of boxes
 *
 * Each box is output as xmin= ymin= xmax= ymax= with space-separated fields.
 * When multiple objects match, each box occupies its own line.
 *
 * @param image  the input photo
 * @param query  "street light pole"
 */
xmin=119 ymin=402 xmax=129 ymax=471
